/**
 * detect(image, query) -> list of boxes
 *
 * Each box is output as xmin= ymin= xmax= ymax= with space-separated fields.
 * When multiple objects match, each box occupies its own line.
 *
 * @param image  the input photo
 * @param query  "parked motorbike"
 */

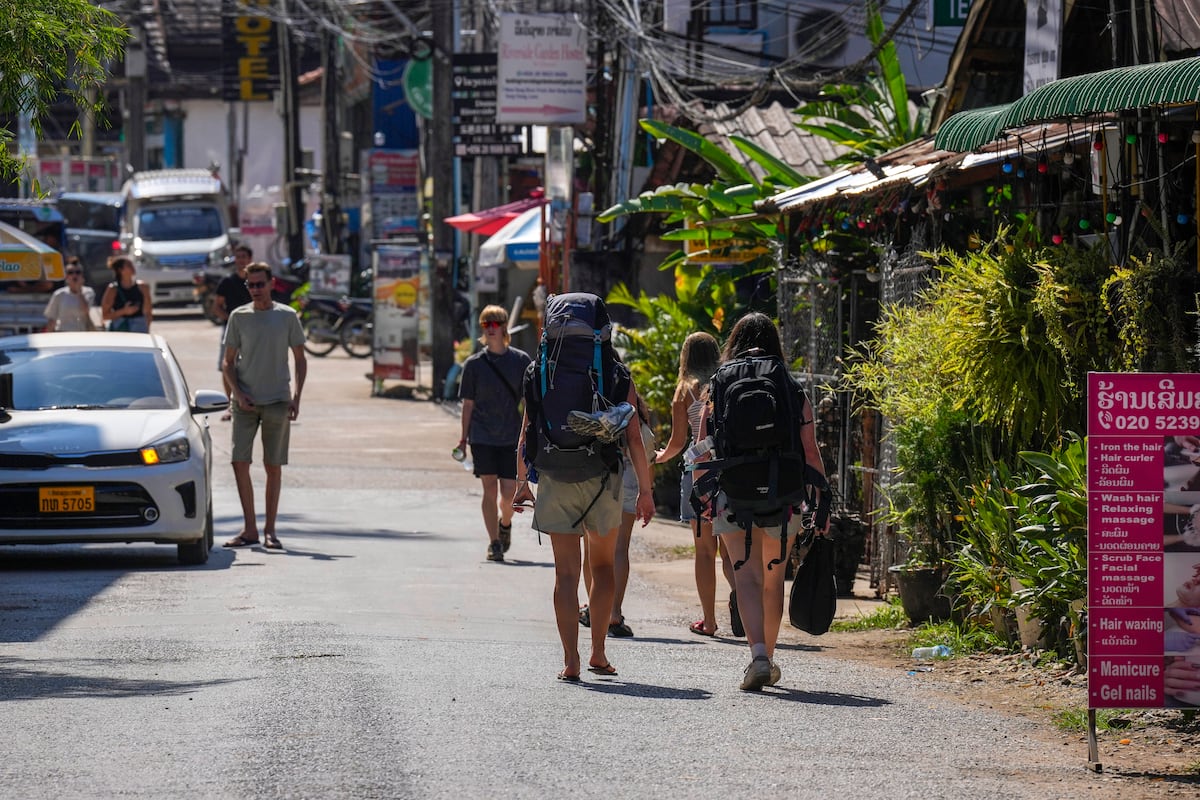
xmin=192 ymin=269 xmax=226 ymax=326
xmin=298 ymin=293 xmax=373 ymax=358
xmin=271 ymin=259 xmax=310 ymax=305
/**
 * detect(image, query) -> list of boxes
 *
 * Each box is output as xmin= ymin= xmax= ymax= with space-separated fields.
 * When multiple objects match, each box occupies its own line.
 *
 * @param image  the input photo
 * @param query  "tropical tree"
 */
xmin=792 ymin=1 xmax=931 ymax=167
xmin=598 ymin=119 xmax=810 ymax=330
xmin=0 ymin=2 xmax=127 ymax=184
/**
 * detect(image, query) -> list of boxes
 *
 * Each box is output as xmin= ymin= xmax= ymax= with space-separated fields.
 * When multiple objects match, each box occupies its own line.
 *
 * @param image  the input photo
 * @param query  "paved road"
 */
xmin=0 ymin=314 xmax=1122 ymax=798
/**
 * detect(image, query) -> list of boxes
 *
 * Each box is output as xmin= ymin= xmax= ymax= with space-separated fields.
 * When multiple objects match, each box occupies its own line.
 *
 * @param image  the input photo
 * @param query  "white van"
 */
xmin=120 ymin=169 xmax=233 ymax=305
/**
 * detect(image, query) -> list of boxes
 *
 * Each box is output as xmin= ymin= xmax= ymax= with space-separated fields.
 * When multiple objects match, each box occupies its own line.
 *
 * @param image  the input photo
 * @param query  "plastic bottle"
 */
xmin=683 ymin=436 xmax=714 ymax=465
xmin=911 ymin=644 xmax=952 ymax=659
xmin=451 ymin=445 xmax=466 ymax=462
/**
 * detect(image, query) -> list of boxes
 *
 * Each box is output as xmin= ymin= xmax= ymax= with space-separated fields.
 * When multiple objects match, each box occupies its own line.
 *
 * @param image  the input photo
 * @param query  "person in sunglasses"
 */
xmin=43 ymin=257 xmax=96 ymax=332
xmin=220 ymin=262 xmax=307 ymax=552
xmin=458 ymin=304 xmax=532 ymax=562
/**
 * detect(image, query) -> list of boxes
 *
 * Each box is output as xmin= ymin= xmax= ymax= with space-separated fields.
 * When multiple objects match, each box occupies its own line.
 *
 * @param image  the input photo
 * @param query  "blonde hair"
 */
xmin=477 ymin=304 xmax=510 ymax=345
xmin=674 ymin=331 xmax=720 ymax=403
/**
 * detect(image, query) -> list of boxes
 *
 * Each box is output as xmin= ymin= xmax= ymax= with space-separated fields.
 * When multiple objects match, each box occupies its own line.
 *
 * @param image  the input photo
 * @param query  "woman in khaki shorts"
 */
xmin=513 ymin=381 xmax=655 ymax=683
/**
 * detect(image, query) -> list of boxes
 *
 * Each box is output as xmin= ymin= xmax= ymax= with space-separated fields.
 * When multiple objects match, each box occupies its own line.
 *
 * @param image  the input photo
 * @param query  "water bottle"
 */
xmin=684 ymin=436 xmax=714 ymax=465
xmin=911 ymin=644 xmax=952 ymax=659
xmin=451 ymin=443 xmax=472 ymax=472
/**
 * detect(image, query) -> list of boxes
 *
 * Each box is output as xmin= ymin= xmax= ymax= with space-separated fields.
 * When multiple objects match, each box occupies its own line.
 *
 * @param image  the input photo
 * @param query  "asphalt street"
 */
xmin=0 ymin=313 xmax=1114 ymax=799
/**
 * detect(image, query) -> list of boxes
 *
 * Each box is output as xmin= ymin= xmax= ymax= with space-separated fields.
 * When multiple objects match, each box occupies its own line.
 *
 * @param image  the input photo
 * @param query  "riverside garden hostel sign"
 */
xmin=1087 ymin=373 xmax=1200 ymax=710
xmin=496 ymin=13 xmax=587 ymax=125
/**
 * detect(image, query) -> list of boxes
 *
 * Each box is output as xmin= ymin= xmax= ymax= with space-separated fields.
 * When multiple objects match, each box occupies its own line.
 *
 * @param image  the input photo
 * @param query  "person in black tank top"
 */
xmin=101 ymin=256 xmax=153 ymax=333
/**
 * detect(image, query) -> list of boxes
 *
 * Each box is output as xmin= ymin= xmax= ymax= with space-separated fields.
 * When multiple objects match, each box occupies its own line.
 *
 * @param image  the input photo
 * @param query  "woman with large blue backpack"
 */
xmin=692 ymin=313 xmax=830 ymax=691
xmin=512 ymin=293 xmax=656 ymax=682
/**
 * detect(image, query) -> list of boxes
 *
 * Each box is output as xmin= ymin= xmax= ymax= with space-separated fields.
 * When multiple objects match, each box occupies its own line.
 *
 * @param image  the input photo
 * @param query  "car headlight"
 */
xmin=209 ymin=244 xmax=233 ymax=266
xmin=141 ymin=435 xmax=190 ymax=465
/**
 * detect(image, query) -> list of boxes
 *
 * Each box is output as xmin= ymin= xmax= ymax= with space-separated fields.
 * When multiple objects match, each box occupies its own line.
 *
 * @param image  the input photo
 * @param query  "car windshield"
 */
xmin=0 ymin=346 xmax=178 ymax=411
xmin=59 ymin=198 xmax=121 ymax=231
xmin=136 ymin=206 xmax=224 ymax=241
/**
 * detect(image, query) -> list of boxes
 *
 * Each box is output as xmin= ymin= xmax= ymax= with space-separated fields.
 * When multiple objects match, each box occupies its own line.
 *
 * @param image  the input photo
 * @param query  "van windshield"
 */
xmin=136 ymin=206 xmax=224 ymax=241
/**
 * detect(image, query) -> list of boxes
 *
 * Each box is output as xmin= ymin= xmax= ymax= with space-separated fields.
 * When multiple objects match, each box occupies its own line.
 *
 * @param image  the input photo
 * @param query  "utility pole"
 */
xmin=320 ymin=19 xmax=343 ymax=254
xmin=430 ymin=0 xmax=455 ymax=397
xmin=278 ymin=0 xmax=305 ymax=264
xmin=126 ymin=26 xmax=147 ymax=173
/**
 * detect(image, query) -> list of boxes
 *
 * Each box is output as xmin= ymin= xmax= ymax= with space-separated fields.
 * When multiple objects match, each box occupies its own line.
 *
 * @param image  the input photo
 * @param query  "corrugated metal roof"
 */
xmin=763 ymin=121 xmax=1092 ymax=216
xmin=699 ymin=101 xmax=847 ymax=181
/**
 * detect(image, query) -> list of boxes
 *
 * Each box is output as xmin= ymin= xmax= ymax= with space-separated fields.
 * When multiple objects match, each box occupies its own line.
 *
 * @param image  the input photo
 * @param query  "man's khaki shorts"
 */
xmin=532 ymin=469 xmax=623 ymax=535
xmin=231 ymin=401 xmax=291 ymax=465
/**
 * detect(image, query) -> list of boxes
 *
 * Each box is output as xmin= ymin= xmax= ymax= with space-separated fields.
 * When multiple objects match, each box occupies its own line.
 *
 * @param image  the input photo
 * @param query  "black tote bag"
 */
xmin=788 ymin=534 xmax=837 ymax=635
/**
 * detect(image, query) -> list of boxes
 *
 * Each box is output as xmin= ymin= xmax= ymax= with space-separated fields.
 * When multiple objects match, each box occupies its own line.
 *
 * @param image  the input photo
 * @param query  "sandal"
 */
xmin=263 ymin=534 xmax=283 ymax=550
xmin=689 ymin=620 xmax=717 ymax=637
xmin=608 ymin=617 xmax=634 ymax=638
xmin=556 ymin=669 xmax=581 ymax=682
xmin=222 ymin=534 xmax=258 ymax=548
xmin=578 ymin=605 xmax=590 ymax=628
xmin=587 ymin=662 xmax=618 ymax=676
xmin=729 ymin=591 xmax=745 ymax=638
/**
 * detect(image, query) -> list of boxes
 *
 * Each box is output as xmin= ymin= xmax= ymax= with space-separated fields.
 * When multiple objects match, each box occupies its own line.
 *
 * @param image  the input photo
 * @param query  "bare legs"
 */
xmin=581 ymin=513 xmax=634 ymax=628
xmin=479 ymin=475 xmax=518 ymax=543
xmin=611 ymin=512 xmax=634 ymax=625
xmin=230 ymin=460 xmax=283 ymax=541
xmin=719 ymin=528 xmax=794 ymax=659
xmin=551 ymin=527 xmax=619 ymax=676
xmin=231 ymin=460 xmax=258 ymax=541
xmin=693 ymin=521 xmax=734 ymax=634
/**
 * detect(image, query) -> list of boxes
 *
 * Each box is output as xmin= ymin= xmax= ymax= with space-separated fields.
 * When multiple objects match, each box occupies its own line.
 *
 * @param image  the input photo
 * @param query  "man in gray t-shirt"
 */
xmin=220 ymin=262 xmax=307 ymax=552
xmin=459 ymin=305 xmax=531 ymax=562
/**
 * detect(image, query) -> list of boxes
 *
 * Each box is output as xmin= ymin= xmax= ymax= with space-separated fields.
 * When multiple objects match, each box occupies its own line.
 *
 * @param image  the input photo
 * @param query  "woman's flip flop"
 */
xmin=689 ymin=620 xmax=717 ymax=637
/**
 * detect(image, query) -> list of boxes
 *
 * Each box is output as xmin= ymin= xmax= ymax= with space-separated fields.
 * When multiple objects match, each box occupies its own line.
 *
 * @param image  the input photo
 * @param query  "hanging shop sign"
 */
xmin=929 ymin=0 xmax=972 ymax=27
xmin=221 ymin=0 xmax=280 ymax=102
xmin=452 ymin=53 xmax=522 ymax=157
xmin=1087 ymin=372 xmax=1200 ymax=710
xmin=496 ymin=14 xmax=587 ymax=126
xmin=1024 ymin=0 xmax=1062 ymax=94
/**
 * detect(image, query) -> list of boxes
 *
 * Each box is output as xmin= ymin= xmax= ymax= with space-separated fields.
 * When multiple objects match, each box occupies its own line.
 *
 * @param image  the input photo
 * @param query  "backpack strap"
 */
xmin=569 ymin=471 xmax=610 ymax=529
xmin=593 ymin=330 xmax=603 ymax=397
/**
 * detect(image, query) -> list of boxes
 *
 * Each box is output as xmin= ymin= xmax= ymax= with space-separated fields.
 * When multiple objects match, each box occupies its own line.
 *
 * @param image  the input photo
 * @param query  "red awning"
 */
xmin=445 ymin=195 xmax=547 ymax=236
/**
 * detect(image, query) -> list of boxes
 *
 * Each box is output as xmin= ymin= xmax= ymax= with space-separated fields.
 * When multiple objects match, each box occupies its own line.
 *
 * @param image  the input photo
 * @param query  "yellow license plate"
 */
xmin=39 ymin=486 xmax=95 ymax=513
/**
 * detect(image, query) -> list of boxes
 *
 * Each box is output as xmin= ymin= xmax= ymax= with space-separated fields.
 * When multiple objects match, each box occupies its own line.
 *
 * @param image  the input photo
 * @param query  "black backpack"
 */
xmin=695 ymin=352 xmax=830 ymax=570
xmin=523 ymin=293 xmax=629 ymax=484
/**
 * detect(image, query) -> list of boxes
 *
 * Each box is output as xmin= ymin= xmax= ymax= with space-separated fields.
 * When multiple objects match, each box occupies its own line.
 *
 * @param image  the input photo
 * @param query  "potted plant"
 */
xmin=883 ymin=413 xmax=974 ymax=624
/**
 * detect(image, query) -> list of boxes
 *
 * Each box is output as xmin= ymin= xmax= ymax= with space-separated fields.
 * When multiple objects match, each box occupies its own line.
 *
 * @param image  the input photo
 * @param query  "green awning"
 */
xmin=931 ymin=105 xmax=1010 ymax=152
xmin=935 ymin=56 xmax=1200 ymax=152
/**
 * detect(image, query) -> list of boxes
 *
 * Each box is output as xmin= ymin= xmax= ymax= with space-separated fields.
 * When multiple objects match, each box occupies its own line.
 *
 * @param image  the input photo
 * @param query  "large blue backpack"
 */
xmin=523 ymin=293 xmax=629 ymax=483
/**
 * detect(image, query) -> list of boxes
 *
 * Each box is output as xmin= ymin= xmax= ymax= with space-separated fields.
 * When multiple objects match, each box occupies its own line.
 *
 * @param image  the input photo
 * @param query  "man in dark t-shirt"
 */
xmin=215 ymin=243 xmax=255 ymax=420
xmin=459 ymin=304 xmax=531 ymax=562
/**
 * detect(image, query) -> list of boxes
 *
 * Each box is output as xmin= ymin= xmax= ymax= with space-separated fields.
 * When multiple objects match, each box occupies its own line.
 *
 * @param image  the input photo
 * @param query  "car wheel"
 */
xmin=204 ymin=501 xmax=214 ymax=551
xmin=178 ymin=514 xmax=211 ymax=565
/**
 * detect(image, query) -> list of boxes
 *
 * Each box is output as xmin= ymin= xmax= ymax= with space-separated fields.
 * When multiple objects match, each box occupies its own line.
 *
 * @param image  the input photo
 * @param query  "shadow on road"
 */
xmin=0 ymin=655 xmax=242 ymax=702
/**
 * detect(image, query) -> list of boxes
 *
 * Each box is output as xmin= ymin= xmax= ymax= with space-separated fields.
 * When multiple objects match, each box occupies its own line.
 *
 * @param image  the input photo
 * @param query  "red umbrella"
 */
xmin=444 ymin=194 xmax=546 ymax=236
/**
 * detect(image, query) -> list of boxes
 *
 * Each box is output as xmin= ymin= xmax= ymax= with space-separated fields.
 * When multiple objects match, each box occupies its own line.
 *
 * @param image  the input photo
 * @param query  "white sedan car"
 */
xmin=0 ymin=332 xmax=227 ymax=564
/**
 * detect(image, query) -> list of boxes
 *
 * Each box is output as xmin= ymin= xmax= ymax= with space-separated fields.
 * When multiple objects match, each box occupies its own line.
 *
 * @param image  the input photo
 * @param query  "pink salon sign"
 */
xmin=1088 ymin=373 xmax=1200 ymax=709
